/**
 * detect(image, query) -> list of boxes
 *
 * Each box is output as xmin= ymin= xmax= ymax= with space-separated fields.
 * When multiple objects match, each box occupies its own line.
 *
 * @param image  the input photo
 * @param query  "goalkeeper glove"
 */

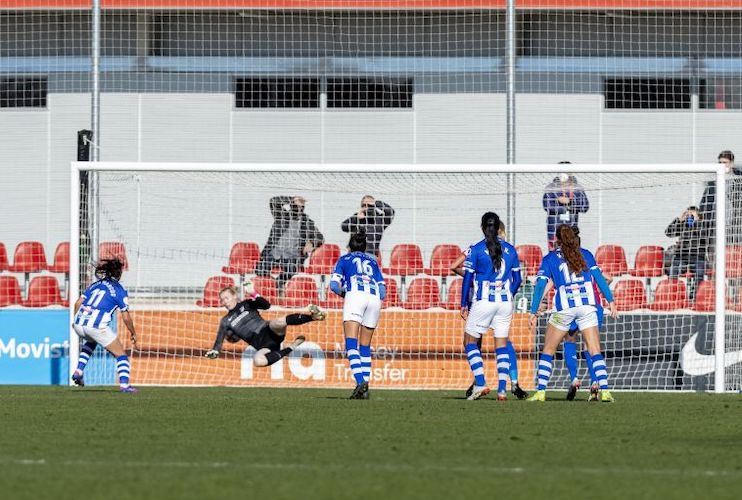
xmin=205 ymin=349 xmax=220 ymax=359
xmin=242 ymin=280 xmax=256 ymax=297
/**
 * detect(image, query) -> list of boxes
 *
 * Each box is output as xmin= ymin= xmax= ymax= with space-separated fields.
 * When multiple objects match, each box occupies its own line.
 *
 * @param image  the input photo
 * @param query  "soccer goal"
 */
xmin=69 ymin=162 xmax=740 ymax=393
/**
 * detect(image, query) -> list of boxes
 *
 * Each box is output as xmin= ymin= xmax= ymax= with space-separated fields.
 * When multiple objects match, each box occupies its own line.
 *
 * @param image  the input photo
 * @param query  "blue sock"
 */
xmin=583 ymin=350 xmax=597 ymax=384
xmin=465 ymin=343 xmax=486 ymax=387
xmin=563 ymin=341 xmax=578 ymax=381
xmin=345 ymin=338 xmax=364 ymax=385
xmin=76 ymin=341 xmax=97 ymax=373
xmin=115 ymin=355 xmax=131 ymax=388
xmin=495 ymin=347 xmax=509 ymax=393
xmin=506 ymin=340 xmax=518 ymax=385
xmin=359 ymin=344 xmax=372 ymax=383
xmin=591 ymin=353 xmax=610 ymax=389
xmin=537 ymin=353 xmax=554 ymax=391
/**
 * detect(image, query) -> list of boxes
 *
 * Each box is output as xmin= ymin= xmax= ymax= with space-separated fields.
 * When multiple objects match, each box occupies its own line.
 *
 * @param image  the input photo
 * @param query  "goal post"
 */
xmin=69 ymin=161 xmax=736 ymax=392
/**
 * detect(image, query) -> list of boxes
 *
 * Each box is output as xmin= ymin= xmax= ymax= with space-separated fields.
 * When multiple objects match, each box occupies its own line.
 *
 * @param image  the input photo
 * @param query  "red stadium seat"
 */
xmin=9 ymin=241 xmax=48 ymax=273
xmin=382 ymin=277 xmax=400 ymax=308
xmin=649 ymin=279 xmax=689 ymax=311
xmin=251 ymin=276 xmax=278 ymax=304
xmin=693 ymin=280 xmax=716 ymax=312
xmin=629 ymin=245 xmax=664 ymax=278
xmin=222 ymin=242 xmax=260 ymax=276
xmin=442 ymin=277 xmax=463 ymax=310
xmin=0 ymin=276 xmax=22 ymax=307
xmin=725 ymin=246 xmax=742 ymax=279
xmin=47 ymin=242 xmax=70 ymax=274
xmin=305 ymin=244 xmax=341 ymax=275
xmin=0 ymin=243 xmax=8 ymax=272
xmin=99 ymin=241 xmax=128 ymax=270
xmin=282 ymin=276 xmax=319 ymax=308
xmin=387 ymin=244 xmax=424 ymax=276
xmin=426 ymin=244 xmax=462 ymax=277
xmin=404 ymin=277 xmax=440 ymax=310
xmin=319 ymin=285 xmax=344 ymax=309
xmin=612 ymin=279 xmax=648 ymax=311
xmin=595 ymin=244 xmax=628 ymax=276
xmin=196 ymin=276 xmax=235 ymax=308
xmin=516 ymin=244 xmax=543 ymax=277
xmin=23 ymin=276 xmax=64 ymax=307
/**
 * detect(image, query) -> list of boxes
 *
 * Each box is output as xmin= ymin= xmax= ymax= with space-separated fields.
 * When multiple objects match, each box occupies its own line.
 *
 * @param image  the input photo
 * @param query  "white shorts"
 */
xmin=465 ymin=300 xmax=514 ymax=339
xmin=548 ymin=305 xmax=599 ymax=332
xmin=342 ymin=291 xmax=382 ymax=329
xmin=73 ymin=323 xmax=117 ymax=348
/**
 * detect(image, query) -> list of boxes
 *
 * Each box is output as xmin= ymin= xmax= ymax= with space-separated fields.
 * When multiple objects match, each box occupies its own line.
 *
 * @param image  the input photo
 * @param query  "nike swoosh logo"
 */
xmin=680 ymin=333 xmax=742 ymax=376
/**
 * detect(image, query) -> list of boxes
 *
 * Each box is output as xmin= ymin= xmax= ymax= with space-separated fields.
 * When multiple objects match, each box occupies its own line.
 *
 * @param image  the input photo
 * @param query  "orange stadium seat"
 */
xmin=98 ymin=241 xmax=128 ymax=270
xmin=305 ymin=244 xmax=341 ymax=275
xmin=381 ymin=277 xmax=400 ymax=308
xmin=516 ymin=244 xmax=543 ymax=277
xmin=725 ymin=246 xmax=742 ymax=279
xmin=442 ymin=277 xmax=463 ymax=310
xmin=387 ymin=244 xmax=424 ymax=276
xmin=281 ymin=276 xmax=318 ymax=308
xmin=612 ymin=278 xmax=648 ymax=311
xmin=629 ymin=245 xmax=664 ymax=278
xmin=404 ymin=277 xmax=440 ymax=310
xmin=426 ymin=244 xmax=462 ymax=276
xmin=222 ymin=242 xmax=260 ymax=276
xmin=251 ymin=276 xmax=278 ymax=304
xmin=196 ymin=276 xmax=235 ymax=308
xmin=692 ymin=280 xmax=716 ymax=312
xmin=0 ymin=276 xmax=22 ymax=307
xmin=595 ymin=244 xmax=628 ymax=276
xmin=23 ymin=276 xmax=64 ymax=307
xmin=47 ymin=242 xmax=70 ymax=274
xmin=0 ymin=243 xmax=8 ymax=272
xmin=9 ymin=241 xmax=48 ymax=274
xmin=648 ymin=279 xmax=689 ymax=311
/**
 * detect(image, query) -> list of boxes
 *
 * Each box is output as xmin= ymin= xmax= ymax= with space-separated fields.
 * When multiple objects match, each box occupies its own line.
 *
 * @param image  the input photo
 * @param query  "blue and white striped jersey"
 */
xmin=462 ymin=239 xmax=521 ymax=303
xmin=536 ymin=248 xmax=600 ymax=311
xmin=331 ymin=251 xmax=385 ymax=296
xmin=74 ymin=279 xmax=129 ymax=329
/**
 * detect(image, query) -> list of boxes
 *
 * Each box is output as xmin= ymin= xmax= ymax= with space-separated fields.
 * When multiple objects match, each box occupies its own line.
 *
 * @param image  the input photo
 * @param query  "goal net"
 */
xmin=70 ymin=162 xmax=740 ymax=392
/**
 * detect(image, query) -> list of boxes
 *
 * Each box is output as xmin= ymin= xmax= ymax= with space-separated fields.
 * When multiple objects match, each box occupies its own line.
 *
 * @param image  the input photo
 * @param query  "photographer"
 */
xmin=665 ymin=206 xmax=709 ymax=300
xmin=255 ymin=195 xmax=324 ymax=291
xmin=341 ymin=195 xmax=395 ymax=258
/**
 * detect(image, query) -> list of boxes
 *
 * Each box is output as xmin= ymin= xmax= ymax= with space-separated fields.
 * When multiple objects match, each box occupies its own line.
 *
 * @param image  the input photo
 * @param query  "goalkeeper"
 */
xmin=205 ymin=283 xmax=326 ymax=367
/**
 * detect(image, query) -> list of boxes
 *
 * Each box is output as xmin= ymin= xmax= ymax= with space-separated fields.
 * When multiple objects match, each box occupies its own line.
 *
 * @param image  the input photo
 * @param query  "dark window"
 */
xmin=0 ymin=78 xmax=47 ymax=108
xmin=327 ymin=78 xmax=413 ymax=109
xmin=699 ymin=77 xmax=742 ymax=110
xmin=604 ymin=78 xmax=691 ymax=109
xmin=235 ymin=78 xmax=319 ymax=108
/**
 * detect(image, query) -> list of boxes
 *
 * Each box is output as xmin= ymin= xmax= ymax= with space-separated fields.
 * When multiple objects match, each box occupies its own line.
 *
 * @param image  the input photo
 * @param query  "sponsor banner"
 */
xmin=119 ymin=309 xmax=740 ymax=390
xmin=0 ymin=310 xmax=69 ymax=385
xmin=4 ymin=1 xmax=742 ymax=11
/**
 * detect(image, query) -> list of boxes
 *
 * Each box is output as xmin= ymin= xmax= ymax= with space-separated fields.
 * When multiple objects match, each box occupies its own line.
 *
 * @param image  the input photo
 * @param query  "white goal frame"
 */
xmin=69 ymin=162 xmax=728 ymax=392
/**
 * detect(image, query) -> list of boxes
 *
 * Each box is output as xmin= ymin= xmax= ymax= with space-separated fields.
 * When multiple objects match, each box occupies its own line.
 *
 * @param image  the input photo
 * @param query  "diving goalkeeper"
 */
xmin=205 ymin=283 xmax=326 ymax=367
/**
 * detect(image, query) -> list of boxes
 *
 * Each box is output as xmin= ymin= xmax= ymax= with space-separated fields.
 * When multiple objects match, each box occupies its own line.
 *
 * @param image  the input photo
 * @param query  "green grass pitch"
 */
xmin=1 ymin=387 xmax=740 ymax=500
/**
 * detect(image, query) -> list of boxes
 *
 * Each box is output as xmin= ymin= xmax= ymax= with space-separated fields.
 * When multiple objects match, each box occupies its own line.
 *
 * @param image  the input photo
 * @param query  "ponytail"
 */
xmin=481 ymin=212 xmax=503 ymax=272
xmin=556 ymin=225 xmax=587 ymax=274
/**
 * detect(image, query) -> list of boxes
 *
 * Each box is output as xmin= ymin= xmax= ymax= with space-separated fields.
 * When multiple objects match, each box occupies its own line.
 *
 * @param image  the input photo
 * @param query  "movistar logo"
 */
xmin=0 ymin=338 xmax=69 ymax=359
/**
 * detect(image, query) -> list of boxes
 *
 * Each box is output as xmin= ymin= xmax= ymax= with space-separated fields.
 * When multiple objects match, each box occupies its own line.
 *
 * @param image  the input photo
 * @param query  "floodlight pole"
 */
xmin=506 ymin=0 xmax=517 ymax=242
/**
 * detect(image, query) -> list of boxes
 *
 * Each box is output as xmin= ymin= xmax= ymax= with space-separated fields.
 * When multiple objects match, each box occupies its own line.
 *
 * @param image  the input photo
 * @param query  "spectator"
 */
xmin=543 ymin=165 xmax=589 ymax=250
xmin=255 ymin=196 xmax=324 ymax=291
xmin=665 ymin=206 xmax=709 ymax=300
xmin=341 ymin=195 xmax=395 ymax=258
xmin=699 ymin=150 xmax=742 ymax=248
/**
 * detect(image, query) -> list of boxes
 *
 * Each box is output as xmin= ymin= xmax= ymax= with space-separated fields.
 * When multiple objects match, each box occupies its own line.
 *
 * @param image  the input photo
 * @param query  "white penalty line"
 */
xmin=3 ymin=458 xmax=741 ymax=478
